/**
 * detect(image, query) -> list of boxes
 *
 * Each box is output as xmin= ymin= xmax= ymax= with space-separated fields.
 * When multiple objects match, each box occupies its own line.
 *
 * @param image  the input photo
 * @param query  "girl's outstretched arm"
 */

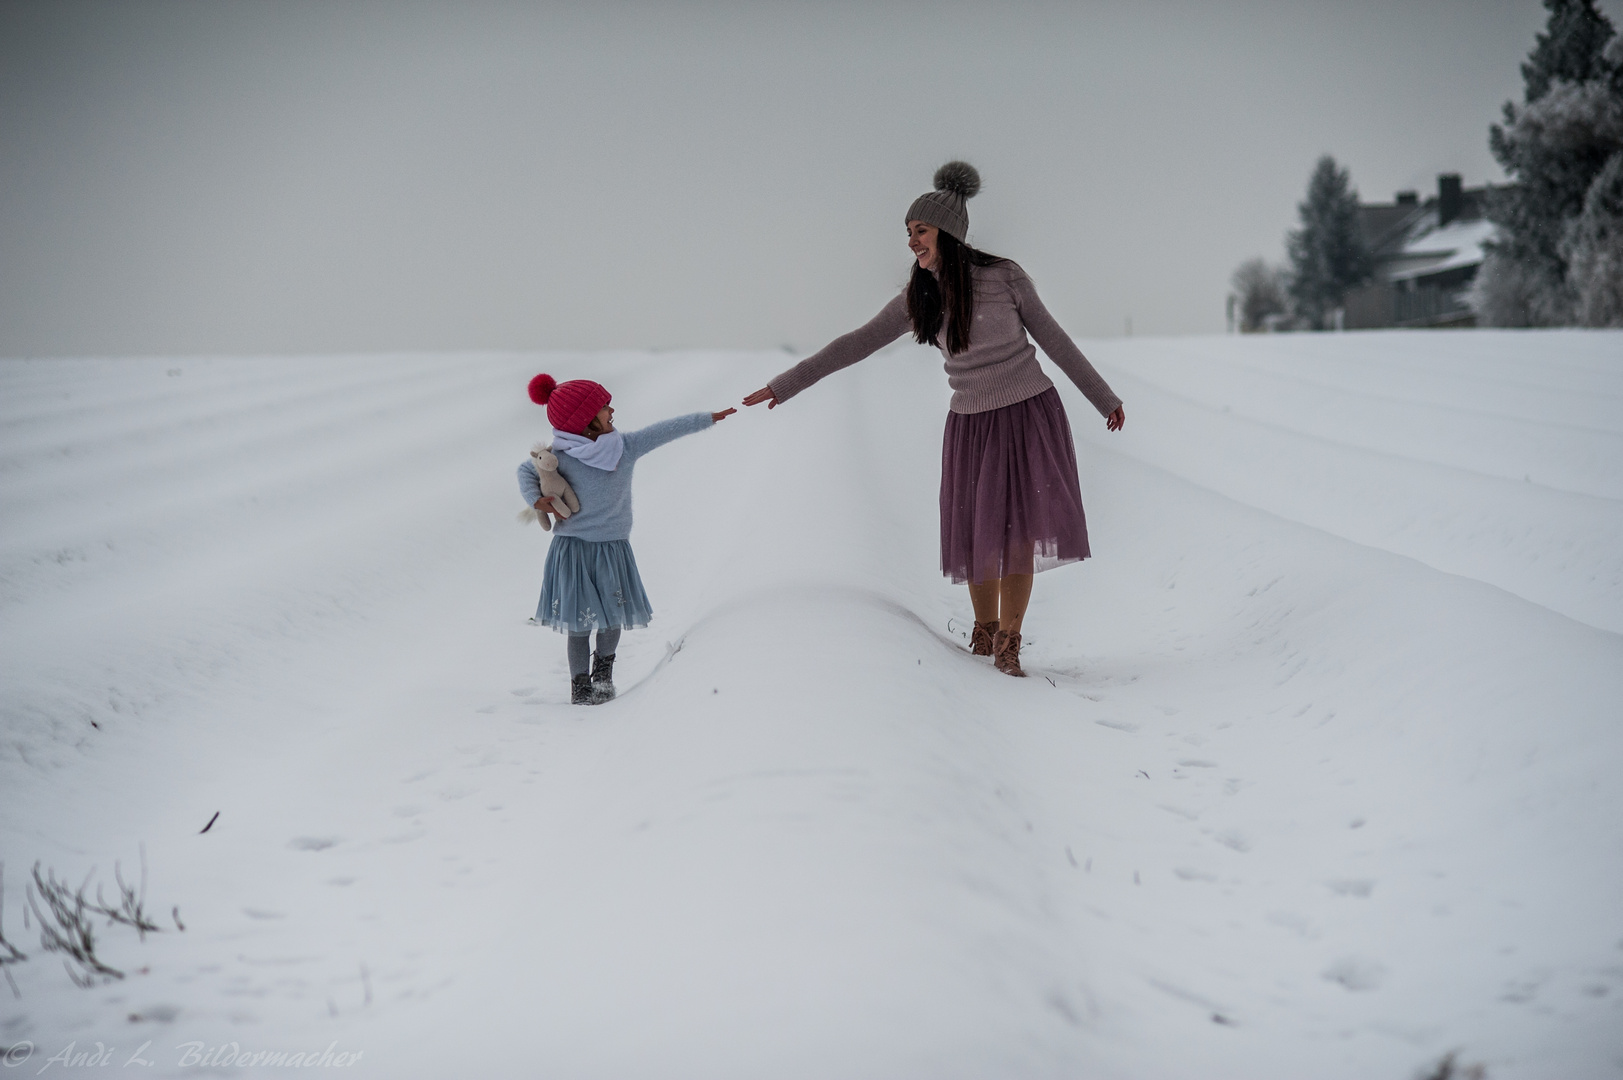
xmin=622 ymin=412 xmax=717 ymax=461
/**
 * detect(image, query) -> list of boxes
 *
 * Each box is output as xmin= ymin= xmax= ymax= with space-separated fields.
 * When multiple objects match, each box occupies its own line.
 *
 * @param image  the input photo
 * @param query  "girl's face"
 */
xmin=586 ymin=404 xmax=615 ymax=439
xmin=907 ymin=220 xmax=940 ymax=271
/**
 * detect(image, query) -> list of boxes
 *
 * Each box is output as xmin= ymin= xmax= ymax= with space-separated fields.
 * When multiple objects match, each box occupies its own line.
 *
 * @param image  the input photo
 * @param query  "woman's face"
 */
xmin=586 ymin=404 xmax=615 ymax=438
xmin=907 ymin=220 xmax=940 ymax=270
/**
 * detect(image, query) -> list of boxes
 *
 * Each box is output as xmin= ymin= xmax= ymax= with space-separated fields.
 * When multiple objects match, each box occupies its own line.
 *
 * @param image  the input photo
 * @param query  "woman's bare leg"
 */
xmin=999 ymin=574 xmax=1034 ymax=635
xmin=967 ymin=579 xmax=1000 ymax=624
xmin=967 ymin=574 xmax=1033 ymax=630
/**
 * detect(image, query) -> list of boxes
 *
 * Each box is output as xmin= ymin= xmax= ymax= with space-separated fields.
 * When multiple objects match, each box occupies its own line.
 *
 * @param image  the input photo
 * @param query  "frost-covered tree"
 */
xmin=1562 ymin=149 xmax=1623 ymax=325
xmin=1230 ymin=258 xmax=1289 ymax=332
xmin=1285 ymin=156 xmax=1372 ymax=330
xmin=1479 ymin=0 xmax=1623 ymax=326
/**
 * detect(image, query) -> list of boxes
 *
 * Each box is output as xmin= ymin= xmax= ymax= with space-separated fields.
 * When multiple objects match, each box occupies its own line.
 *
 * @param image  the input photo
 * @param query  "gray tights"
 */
xmin=567 ymin=627 xmax=621 ymax=677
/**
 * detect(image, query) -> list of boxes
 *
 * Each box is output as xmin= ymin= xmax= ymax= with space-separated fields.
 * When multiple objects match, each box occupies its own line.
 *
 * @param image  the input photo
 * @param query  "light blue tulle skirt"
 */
xmin=536 ymin=536 xmax=654 ymax=634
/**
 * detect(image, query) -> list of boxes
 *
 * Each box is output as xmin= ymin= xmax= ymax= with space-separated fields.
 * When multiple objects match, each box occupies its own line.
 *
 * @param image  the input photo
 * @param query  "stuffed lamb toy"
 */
xmin=517 ymin=442 xmax=581 ymax=531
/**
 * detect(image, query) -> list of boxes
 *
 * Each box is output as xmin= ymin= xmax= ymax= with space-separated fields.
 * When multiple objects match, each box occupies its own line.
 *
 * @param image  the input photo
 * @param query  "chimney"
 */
xmin=1395 ymin=190 xmax=1418 ymax=206
xmin=1438 ymin=174 xmax=1463 ymax=226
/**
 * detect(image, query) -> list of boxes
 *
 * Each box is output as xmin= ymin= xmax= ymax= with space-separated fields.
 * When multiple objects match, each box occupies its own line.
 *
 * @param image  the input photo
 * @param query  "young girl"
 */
xmin=518 ymin=373 xmax=735 ymax=704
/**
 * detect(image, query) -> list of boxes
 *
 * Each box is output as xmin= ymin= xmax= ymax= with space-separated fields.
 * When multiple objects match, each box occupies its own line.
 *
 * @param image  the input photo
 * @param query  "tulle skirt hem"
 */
xmin=535 ymin=536 xmax=654 ymax=634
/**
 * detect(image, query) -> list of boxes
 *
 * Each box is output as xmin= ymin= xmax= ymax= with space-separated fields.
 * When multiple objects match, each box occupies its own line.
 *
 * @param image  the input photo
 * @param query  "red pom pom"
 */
xmin=528 ymin=373 xmax=556 ymax=405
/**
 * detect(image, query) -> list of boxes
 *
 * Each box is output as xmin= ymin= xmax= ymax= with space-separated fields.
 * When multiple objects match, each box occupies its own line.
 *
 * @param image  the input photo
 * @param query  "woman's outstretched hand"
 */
xmin=712 ymin=408 xmax=737 ymax=423
xmin=742 ymin=386 xmax=779 ymax=410
xmin=1107 ymin=405 xmax=1125 ymax=432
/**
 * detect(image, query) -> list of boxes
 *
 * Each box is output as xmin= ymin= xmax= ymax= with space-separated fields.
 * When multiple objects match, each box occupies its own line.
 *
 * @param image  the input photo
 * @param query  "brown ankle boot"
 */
xmin=970 ymin=619 xmax=999 ymax=656
xmin=992 ymin=629 xmax=1026 ymax=677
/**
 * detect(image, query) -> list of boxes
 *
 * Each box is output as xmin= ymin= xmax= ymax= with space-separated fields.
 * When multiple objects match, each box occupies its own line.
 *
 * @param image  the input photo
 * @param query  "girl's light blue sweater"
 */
xmin=516 ymin=412 xmax=713 ymax=542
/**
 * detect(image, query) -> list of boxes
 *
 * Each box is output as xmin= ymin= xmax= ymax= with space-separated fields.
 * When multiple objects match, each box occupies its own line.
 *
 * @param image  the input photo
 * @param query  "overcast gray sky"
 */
xmin=3 ymin=0 xmax=1618 ymax=357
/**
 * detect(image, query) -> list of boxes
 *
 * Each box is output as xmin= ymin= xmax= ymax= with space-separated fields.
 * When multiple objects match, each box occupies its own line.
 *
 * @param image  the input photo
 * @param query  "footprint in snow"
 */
xmin=1175 ymin=867 xmax=1217 ymax=882
xmin=289 ymin=837 xmax=338 ymax=851
xmin=1500 ymin=978 xmax=1542 ymax=1003
xmin=1326 ymin=879 xmax=1375 ymax=897
xmin=127 ymin=1005 xmax=180 ymax=1024
xmin=1214 ymin=830 xmax=1251 ymax=852
xmin=243 ymin=908 xmax=286 ymax=920
xmin=1095 ymin=718 xmax=1139 ymax=733
xmin=1266 ymin=911 xmax=1315 ymax=938
xmin=1322 ymin=957 xmax=1386 ymax=992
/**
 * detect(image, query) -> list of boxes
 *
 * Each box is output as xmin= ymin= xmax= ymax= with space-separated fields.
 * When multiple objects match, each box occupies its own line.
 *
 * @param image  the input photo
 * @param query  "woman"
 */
xmin=742 ymin=161 xmax=1125 ymax=677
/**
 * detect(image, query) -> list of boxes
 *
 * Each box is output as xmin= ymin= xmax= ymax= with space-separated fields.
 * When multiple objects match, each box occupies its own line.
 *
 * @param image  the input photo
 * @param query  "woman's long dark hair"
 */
xmin=906 ymin=230 xmax=1006 ymax=355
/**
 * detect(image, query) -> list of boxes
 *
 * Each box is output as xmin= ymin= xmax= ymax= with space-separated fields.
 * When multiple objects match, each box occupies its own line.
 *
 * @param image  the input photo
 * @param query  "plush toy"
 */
xmin=517 ymin=443 xmax=581 ymax=531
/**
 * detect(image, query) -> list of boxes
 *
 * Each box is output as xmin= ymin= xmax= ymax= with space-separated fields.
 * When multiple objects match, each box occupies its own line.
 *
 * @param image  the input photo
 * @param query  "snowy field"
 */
xmin=2 ymin=330 xmax=1621 ymax=1079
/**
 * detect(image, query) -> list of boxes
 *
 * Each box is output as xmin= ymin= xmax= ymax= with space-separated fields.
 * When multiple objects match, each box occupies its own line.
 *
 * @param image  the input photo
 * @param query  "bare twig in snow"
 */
xmin=1417 ymin=1051 xmax=1487 ymax=1080
xmin=0 ymin=864 xmax=28 ymax=998
xmin=27 ymin=862 xmax=123 ymax=986
xmin=91 ymin=844 xmax=161 ymax=940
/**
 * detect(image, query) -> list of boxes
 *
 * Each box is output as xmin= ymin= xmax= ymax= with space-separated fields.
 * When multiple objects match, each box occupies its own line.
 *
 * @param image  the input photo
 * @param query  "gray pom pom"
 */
xmin=933 ymin=161 xmax=981 ymax=199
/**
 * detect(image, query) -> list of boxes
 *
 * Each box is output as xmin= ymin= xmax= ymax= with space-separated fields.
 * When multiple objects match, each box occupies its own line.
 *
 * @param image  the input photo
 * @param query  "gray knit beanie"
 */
xmin=905 ymin=161 xmax=981 ymax=242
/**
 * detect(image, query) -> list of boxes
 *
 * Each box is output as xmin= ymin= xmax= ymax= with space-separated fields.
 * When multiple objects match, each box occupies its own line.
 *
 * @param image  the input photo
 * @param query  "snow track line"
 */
xmin=1093 ymin=364 xmax=1623 ymax=502
xmin=1087 ymin=333 xmax=1623 ymax=436
xmin=1067 ymin=371 xmax=1623 ymax=634
xmin=0 ymin=359 xmax=514 ymax=476
xmin=1104 ymin=348 xmax=1623 ymax=444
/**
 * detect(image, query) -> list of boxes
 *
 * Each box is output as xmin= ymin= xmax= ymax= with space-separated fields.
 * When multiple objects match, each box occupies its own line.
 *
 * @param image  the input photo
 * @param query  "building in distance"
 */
xmin=1344 ymin=175 xmax=1499 ymax=329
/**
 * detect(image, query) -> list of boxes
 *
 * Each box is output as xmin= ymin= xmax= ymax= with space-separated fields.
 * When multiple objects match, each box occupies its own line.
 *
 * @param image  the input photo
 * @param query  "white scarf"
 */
xmin=551 ymin=428 xmax=624 ymax=471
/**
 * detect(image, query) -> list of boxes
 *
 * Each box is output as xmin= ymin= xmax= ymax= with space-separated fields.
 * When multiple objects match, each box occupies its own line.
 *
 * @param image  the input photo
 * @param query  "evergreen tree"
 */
xmin=1563 ymin=150 xmax=1623 ymax=326
xmin=1520 ymin=0 xmax=1616 ymax=99
xmin=1481 ymin=0 xmax=1621 ymax=326
xmin=1285 ymin=156 xmax=1372 ymax=330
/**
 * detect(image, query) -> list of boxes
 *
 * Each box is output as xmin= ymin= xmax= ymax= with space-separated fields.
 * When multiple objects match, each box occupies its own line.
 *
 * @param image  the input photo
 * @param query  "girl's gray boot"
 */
xmin=590 ymin=653 xmax=616 ymax=703
xmin=571 ymin=673 xmax=594 ymax=705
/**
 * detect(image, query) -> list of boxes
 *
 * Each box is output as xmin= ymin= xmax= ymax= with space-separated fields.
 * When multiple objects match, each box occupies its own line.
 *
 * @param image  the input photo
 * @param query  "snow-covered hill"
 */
xmin=2 ymin=332 xmax=1620 ymax=1079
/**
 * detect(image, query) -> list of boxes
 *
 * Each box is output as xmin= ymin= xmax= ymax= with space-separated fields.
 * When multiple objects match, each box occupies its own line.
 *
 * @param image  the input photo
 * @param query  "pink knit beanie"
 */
xmin=528 ymin=373 xmax=611 ymax=435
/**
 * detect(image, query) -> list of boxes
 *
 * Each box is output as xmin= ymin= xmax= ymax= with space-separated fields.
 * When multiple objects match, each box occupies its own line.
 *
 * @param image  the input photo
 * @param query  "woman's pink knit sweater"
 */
xmin=768 ymin=261 xmax=1122 ymax=417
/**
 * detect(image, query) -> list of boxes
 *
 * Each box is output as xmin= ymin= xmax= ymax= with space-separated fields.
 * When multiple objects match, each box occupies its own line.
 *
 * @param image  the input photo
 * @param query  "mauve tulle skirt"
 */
xmin=940 ymin=386 xmax=1090 ymax=585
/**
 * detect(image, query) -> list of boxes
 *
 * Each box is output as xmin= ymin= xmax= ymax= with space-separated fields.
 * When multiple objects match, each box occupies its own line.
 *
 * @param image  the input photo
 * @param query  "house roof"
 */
xmin=1358 ymin=204 xmax=1420 ymax=254
xmin=1384 ymin=217 xmax=1498 ymax=282
xmin=1356 ymin=182 xmax=1500 ymax=284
